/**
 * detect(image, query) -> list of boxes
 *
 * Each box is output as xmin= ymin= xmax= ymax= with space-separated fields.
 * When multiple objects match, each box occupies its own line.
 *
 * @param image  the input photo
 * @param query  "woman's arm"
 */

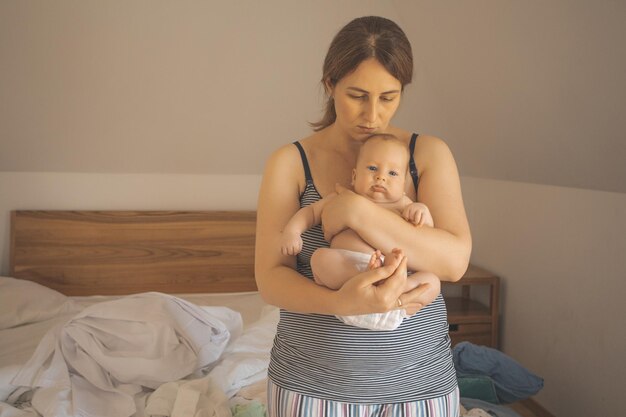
xmin=255 ymin=145 xmax=411 ymax=314
xmin=321 ymin=136 xmax=471 ymax=281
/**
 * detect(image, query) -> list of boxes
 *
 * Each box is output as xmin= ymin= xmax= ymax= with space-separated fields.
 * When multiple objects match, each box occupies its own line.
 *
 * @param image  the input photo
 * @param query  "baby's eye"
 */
xmin=389 ymin=171 xmax=399 ymax=176
xmin=367 ymin=165 xmax=377 ymax=171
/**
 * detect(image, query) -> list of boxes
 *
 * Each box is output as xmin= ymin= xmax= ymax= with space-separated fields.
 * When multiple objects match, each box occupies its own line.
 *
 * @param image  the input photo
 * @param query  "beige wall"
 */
xmin=0 ymin=1 xmax=400 ymax=175
xmin=393 ymin=0 xmax=626 ymax=193
xmin=2 ymin=1 xmax=625 ymax=192
xmin=1 ymin=2 xmax=625 ymax=416
xmin=462 ymin=176 xmax=625 ymax=416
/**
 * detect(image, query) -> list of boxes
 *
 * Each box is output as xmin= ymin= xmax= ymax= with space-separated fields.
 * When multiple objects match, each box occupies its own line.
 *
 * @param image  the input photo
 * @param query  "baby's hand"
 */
xmin=280 ymin=232 xmax=303 ymax=256
xmin=402 ymin=202 xmax=434 ymax=227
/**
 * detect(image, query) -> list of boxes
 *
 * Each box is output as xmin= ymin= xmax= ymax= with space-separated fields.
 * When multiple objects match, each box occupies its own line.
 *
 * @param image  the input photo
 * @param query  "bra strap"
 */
xmin=293 ymin=141 xmax=313 ymax=183
xmin=409 ymin=133 xmax=420 ymax=193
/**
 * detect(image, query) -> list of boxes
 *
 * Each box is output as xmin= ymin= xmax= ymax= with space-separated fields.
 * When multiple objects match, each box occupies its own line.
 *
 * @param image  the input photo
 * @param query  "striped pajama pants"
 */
xmin=267 ymin=379 xmax=460 ymax=417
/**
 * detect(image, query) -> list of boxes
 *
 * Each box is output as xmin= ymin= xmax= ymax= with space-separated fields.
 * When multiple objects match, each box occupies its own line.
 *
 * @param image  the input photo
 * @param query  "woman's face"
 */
xmin=330 ymin=58 xmax=403 ymax=140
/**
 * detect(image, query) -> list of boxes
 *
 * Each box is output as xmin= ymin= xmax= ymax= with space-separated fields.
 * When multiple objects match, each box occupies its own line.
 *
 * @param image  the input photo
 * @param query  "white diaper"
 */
xmin=332 ymin=249 xmax=407 ymax=331
xmin=338 ymin=309 xmax=407 ymax=331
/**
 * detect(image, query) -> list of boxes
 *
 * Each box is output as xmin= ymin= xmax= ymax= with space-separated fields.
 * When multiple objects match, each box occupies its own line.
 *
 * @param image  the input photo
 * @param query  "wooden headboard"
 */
xmin=10 ymin=211 xmax=257 ymax=295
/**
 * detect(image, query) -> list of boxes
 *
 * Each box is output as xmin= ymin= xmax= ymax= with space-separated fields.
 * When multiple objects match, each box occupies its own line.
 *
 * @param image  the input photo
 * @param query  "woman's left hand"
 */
xmin=320 ymin=184 xmax=366 ymax=241
xmin=398 ymin=285 xmax=430 ymax=315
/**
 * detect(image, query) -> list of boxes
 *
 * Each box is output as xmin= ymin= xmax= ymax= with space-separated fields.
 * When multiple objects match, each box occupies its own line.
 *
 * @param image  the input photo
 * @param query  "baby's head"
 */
xmin=352 ymin=134 xmax=410 ymax=203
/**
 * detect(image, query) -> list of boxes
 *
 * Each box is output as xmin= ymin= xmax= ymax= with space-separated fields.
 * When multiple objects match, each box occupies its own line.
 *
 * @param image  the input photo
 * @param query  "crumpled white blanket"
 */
xmin=9 ymin=293 xmax=241 ymax=417
xmin=145 ymin=305 xmax=279 ymax=417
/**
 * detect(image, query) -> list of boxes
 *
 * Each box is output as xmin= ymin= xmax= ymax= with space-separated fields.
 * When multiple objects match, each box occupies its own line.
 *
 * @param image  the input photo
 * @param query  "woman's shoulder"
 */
xmin=266 ymin=142 xmax=299 ymax=167
xmin=262 ymin=133 xmax=326 ymax=193
xmin=295 ymin=130 xmax=325 ymax=149
xmin=387 ymin=127 xmax=452 ymax=155
xmin=414 ymin=133 xmax=451 ymax=153
xmin=265 ymin=129 xmax=326 ymax=167
xmin=412 ymin=134 xmax=457 ymax=176
xmin=388 ymin=129 xmax=454 ymax=171
xmin=263 ymin=142 xmax=310 ymax=188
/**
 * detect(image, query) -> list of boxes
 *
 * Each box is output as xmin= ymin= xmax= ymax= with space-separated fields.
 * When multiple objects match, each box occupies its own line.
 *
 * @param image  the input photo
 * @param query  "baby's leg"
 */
xmin=311 ymin=248 xmax=370 ymax=290
xmin=403 ymin=271 xmax=441 ymax=307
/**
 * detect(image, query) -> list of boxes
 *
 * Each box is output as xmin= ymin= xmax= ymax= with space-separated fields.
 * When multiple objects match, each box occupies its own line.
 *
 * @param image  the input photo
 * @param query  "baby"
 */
xmin=281 ymin=134 xmax=440 ymax=330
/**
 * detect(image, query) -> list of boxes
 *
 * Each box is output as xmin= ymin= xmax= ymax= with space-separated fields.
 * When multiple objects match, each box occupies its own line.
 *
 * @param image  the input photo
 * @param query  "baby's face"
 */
xmin=352 ymin=139 xmax=408 ymax=203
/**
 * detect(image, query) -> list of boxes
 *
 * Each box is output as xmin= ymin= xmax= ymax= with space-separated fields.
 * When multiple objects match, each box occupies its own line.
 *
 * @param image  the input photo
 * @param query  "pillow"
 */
xmin=0 ymin=276 xmax=74 ymax=329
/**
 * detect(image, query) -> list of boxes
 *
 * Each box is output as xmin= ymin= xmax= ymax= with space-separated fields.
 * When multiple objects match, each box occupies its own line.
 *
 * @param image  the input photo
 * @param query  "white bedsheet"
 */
xmin=10 ymin=293 xmax=239 ymax=417
xmin=0 ymin=313 xmax=82 ymax=403
xmin=0 ymin=291 xmax=269 ymax=400
xmin=0 ymin=289 xmax=276 ymax=417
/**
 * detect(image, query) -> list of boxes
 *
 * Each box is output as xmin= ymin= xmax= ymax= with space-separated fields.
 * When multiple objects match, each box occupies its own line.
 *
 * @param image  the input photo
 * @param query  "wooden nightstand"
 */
xmin=443 ymin=264 xmax=500 ymax=348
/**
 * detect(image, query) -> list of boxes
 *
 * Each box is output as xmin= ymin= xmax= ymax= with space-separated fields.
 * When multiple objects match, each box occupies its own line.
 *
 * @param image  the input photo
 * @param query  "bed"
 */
xmin=2 ymin=210 xmax=274 ymax=417
xmin=2 ymin=210 xmax=550 ymax=417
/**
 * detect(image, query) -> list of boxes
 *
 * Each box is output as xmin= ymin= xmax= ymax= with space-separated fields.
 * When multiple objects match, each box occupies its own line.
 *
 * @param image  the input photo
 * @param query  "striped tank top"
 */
xmin=267 ymin=135 xmax=458 ymax=403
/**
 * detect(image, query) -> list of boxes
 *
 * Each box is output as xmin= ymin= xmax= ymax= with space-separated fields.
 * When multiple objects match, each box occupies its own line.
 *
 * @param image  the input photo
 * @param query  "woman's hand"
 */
xmin=398 ymin=285 xmax=431 ymax=316
xmin=380 ymin=248 xmax=431 ymax=316
xmin=333 ymin=252 xmax=410 ymax=316
xmin=320 ymin=184 xmax=366 ymax=242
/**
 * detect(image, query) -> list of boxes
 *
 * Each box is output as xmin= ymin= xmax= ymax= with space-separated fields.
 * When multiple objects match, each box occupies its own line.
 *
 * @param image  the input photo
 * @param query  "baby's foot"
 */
xmin=367 ymin=249 xmax=384 ymax=270
xmin=383 ymin=248 xmax=404 ymax=267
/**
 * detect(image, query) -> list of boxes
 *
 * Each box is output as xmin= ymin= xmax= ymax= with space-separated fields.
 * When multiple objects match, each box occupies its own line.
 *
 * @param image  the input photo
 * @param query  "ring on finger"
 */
xmin=397 ymin=298 xmax=403 ymax=308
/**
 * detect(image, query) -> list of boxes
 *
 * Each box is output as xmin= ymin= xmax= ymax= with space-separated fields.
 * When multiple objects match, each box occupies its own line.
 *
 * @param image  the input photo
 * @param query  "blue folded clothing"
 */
xmin=453 ymin=342 xmax=544 ymax=403
xmin=456 ymin=374 xmax=499 ymax=403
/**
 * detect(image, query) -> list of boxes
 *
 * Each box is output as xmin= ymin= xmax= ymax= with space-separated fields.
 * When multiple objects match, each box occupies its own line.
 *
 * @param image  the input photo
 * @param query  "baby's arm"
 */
xmin=401 ymin=197 xmax=434 ymax=227
xmin=281 ymin=194 xmax=334 ymax=255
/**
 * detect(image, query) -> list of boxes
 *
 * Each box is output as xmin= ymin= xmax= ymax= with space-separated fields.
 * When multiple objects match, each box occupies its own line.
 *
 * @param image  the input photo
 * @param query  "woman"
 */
xmin=255 ymin=16 xmax=471 ymax=417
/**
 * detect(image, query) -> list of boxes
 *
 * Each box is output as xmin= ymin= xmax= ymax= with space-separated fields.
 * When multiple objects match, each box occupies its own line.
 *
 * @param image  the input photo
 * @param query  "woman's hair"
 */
xmin=311 ymin=16 xmax=413 ymax=131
